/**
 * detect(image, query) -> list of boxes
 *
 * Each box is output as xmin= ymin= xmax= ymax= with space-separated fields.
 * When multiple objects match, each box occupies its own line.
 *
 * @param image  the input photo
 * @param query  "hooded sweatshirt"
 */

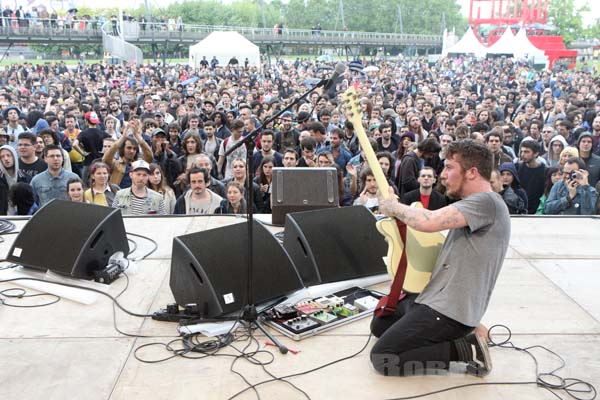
xmin=0 ymin=145 xmax=20 ymax=187
xmin=546 ymin=135 xmax=568 ymax=167
xmin=499 ymin=162 xmax=529 ymax=214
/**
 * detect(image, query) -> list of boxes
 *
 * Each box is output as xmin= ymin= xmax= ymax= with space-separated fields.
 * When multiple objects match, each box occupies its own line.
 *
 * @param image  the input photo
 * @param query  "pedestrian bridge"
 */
xmin=0 ymin=20 xmax=442 ymax=48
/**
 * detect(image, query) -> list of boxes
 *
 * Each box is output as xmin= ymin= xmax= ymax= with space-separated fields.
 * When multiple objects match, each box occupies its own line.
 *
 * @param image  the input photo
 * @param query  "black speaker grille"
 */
xmin=284 ymin=206 xmax=388 ymax=286
xmin=7 ymin=200 xmax=129 ymax=279
xmin=170 ymin=220 xmax=302 ymax=316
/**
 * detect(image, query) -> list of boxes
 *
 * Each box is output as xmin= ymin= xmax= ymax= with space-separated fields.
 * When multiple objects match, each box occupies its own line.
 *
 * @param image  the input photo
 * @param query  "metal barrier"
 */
xmin=0 ymin=19 xmax=442 ymax=47
xmin=101 ymin=21 xmax=143 ymax=65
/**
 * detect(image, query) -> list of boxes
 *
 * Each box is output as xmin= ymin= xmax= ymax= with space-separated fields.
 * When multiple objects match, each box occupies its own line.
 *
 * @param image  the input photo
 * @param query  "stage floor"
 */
xmin=0 ymin=215 xmax=599 ymax=400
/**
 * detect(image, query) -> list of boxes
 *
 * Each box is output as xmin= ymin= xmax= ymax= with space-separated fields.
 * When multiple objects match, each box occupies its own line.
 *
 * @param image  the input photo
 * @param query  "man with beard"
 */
xmin=401 ymin=167 xmax=447 ymax=210
xmin=516 ymin=140 xmax=546 ymax=214
xmin=174 ymin=167 xmax=223 ymax=214
xmin=353 ymin=167 xmax=379 ymax=212
xmin=275 ymin=111 xmax=299 ymax=152
xmin=372 ymin=140 xmax=510 ymax=378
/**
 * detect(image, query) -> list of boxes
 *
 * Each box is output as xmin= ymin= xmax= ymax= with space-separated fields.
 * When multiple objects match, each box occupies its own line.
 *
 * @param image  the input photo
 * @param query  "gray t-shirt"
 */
xmin=416 ymin=192 xmax=510 ymax=327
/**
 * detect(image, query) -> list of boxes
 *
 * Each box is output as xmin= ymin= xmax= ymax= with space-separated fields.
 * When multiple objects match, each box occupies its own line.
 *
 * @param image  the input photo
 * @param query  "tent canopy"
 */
xmin=443 ymin=27 xmax=488 ymax=58
xmin=513 ymin=28 xmax=546 ymax=59
xmin=486 ymin=27 xmax=519 ymax=55
xmin=189 ymin=31 xmax=260 ymax=70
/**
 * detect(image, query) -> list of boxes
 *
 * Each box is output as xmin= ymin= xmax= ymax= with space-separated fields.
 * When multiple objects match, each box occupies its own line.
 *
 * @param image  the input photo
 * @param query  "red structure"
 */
xmin=468 ymin=0 xmax=577 ymax=68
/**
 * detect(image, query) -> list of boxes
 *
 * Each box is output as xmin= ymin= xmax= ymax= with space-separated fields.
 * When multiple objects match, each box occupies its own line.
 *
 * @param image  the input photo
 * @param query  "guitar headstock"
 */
xmin=342 ymin=86 xmax=364 ymax=128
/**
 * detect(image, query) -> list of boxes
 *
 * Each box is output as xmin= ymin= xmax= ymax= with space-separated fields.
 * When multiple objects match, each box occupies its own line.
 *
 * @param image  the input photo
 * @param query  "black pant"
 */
xmin=370 ymin=294 xmax=473 ymax=376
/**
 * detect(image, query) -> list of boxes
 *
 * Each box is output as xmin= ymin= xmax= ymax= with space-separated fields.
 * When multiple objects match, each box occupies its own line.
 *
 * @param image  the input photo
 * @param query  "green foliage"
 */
xmin=548 ymin=0 xmax=589 ymax=45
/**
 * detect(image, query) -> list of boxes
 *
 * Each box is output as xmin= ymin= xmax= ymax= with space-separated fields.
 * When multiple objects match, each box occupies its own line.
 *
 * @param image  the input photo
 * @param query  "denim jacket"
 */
xmin=544 ymin=180 xmax=598 ymax=215
xmin=30 ymin=169 xmax=79 ymax=207
xmin=112 ymin=187 xmax=165 ymax=215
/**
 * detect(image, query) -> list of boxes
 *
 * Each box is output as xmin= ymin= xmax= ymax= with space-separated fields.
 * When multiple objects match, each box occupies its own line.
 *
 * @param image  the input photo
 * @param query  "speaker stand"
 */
xmin=223 ymin=80 xmax=326 ymax=355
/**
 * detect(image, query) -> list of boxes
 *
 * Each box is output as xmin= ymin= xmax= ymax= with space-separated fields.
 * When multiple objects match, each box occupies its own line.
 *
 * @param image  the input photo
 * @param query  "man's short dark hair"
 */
xmin=416 ymin=138 xmax=442 ymax=155
xmin=484 ymin=129 xmax=503 ymax=143
xmin=230 ymin=119 xmax=244 ymax=131
xmin=300 ymin=137 xmax=316 ymax=151
xmin=520 ymin=140 xmax=540 ymax=154
xmin=446 ymin=139 xmax=493 ymax=181
xmin=18 ymin=131 xmax=36 ymax=145
xmin=187 ymin=167 xmax=209 ymax=183
xmin=260 ymin=129 xmax=274 ymax=139
xmin=305 ymin=121 xmax=326 ymax=136
xmin=43 ymin=144 xmax=63 ymax=158
xmin=564 ymin=156 xmax=586 ymax=171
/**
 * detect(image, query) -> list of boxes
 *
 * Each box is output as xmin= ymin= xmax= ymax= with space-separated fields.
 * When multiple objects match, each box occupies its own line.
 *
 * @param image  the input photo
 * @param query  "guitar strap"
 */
xmin=374 ymin=219 xmax=408 ymax=317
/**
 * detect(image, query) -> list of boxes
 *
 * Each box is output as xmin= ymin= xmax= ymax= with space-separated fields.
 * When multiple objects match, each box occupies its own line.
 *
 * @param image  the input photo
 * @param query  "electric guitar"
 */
xmin=342 ymin=87 xmax=443 ymax=293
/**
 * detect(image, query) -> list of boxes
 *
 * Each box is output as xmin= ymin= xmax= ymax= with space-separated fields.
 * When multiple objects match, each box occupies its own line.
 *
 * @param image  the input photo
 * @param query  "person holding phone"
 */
xmin=544 ymin=156 xmax=598 ymax=215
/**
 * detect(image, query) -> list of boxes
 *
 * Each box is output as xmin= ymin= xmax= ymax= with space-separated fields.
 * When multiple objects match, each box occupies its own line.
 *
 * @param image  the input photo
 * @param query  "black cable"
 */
xmin=226 ymin=333 xmax=373 ymax=400
xmin=127 ymin=238 xmax=138 ymax=254
xmin=382 ymin=324 xmax=596 ymax=400
xmin=0 ymin=219 xmax=16 ymax=234
xmin=0 ymin=276 xmax=154 ymax=318
xmin=0 ymin=287 xmax=60 ymax=308
xmin=126 ymin=232 xmax=158 ymax=261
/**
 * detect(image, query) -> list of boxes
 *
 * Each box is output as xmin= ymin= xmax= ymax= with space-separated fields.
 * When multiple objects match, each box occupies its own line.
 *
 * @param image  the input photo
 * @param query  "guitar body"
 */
xmin=342 ymin=87 xmax=444 ymax=294
xmin=376 ymin=203 xmax=444 ymax=294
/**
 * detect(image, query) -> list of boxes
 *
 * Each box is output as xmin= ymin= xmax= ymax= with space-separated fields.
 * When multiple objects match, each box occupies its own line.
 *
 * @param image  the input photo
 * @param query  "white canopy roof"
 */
xmin=189 ymin=31 xmax=260 ymax=70
xmin=486 ymin=27 xmax=519 ymax=55
xmin=513 ymin=28 xmax=546 ymax=59
xmin=443 ymin=27 xmax=488 ymax=58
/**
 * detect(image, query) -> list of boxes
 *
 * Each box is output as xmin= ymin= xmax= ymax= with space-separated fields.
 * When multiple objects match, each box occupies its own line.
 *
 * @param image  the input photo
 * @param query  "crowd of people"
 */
xmin=0 ymin=54 xmax=598 ymax=216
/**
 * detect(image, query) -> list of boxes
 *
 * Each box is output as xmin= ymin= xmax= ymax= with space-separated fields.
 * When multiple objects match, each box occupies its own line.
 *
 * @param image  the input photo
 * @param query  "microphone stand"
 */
xmin=223 ymin=78 xmax=333 ymax=354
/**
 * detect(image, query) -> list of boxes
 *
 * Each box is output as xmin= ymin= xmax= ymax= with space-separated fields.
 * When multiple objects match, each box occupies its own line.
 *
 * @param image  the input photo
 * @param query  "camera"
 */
xmin=570 ymin=171 xmax=579 ymax=180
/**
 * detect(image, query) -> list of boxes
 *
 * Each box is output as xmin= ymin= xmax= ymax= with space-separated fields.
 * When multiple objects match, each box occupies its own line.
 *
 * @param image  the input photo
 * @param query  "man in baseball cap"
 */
xmin=113 ymin=159 xmax=166 ymax=215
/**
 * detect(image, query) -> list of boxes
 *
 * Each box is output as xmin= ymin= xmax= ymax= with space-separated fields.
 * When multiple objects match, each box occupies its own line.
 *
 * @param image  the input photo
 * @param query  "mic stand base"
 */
xmin=242 ymin=304 xmax=288 ymax=354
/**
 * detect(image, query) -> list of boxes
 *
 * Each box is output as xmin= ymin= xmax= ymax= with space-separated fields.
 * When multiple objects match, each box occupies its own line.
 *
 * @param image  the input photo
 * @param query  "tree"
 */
xmin=548 ymin=0 xmax=589 ymax=46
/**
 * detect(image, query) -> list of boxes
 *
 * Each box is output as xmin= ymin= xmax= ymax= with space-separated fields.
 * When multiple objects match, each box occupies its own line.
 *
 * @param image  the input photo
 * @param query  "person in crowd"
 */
xmin=38 ymin=129 xmax=71 ymax=172
xmin=0 ymin=144 xmax=31 ymax=214
xmin=18 ymin=132 xmax=47 ymax=177
xmin=30 ymin=144 xmax=78 ymax=206
xmin=498 ymin=162 xmax=528 ymax=214
xmin=8 ymin=182 xmax=38 ymax=215
xmin=174 ymin=167 xmax=223 ymax=214
xmin=102 ymin=119 xmax=153 ymax=188
xmin=67 ymin=177 xmax=85 ymax=202
xmin=544 ymin=157 xmax=598 ymax=215
xmin=398 ymin=138 xmax=441 ymax=197
xmin=401 ymin=166 xmax=447 ymax=210
xmin=83 ymin=161 xmax=119 ymax=206
xmin=254 ymin=155 xmax=275 ymax=213
xmin=353 ymin=167 xmax=380 ymax=212
xmin=545 ymin=135 xmax=567 ymax=167
xmin=222 ymin=157 xmax=262 ymax=211
xmin=217 ymin=181 xmax=248 ymax=214
xmin=147 ymin=162 xmax=177 ymax=214
xmin=536 ymin=167 xmax=562 ymax=215
xmin=113 ymin=159 xmax=166 ymax=215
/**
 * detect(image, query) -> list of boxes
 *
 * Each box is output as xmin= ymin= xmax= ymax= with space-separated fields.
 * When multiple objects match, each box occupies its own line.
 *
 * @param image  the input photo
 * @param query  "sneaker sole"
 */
xmin=466 ymin=334 xmax=492 ymax=377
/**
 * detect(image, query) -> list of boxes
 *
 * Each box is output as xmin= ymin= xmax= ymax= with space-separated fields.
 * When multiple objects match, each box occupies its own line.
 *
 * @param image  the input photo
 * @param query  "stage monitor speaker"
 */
xmin=283 ymin=206 xmax=388 ymax=286
xmin=7 ymin=199 xmax=130 ymax=280
xmin=271 ymin=167 xmax=339 ymax=225
xmin=170 ymin=220 xmax=303 ymax=317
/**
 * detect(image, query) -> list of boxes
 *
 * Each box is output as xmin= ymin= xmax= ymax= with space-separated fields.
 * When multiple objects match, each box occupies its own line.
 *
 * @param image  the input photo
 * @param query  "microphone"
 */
xmin=319 ymin=62 xmax=346 ymax=91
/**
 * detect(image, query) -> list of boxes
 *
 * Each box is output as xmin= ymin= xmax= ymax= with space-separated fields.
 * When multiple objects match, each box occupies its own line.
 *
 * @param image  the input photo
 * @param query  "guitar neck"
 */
xmin=353 ymin=121 xmax=392 ymax=199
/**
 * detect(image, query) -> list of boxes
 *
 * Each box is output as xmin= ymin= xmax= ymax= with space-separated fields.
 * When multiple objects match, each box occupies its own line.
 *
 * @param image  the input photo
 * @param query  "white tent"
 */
xmin=443 ymin=27 xmax=488 ymax=58
xmin=486 ymin=27 xmax=519 ymax=55
xmin=513 ymin=28 xmax=547 ymax=61
xmin=189 ymin=31 xmax=260 ymax=70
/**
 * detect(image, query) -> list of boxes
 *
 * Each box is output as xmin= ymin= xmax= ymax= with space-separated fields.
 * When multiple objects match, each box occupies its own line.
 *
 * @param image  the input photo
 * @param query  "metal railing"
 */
xmin=101 ymin=21 xmax=143 ymax=65
xmin=0 ymin=18 xmax=442 ymax=46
